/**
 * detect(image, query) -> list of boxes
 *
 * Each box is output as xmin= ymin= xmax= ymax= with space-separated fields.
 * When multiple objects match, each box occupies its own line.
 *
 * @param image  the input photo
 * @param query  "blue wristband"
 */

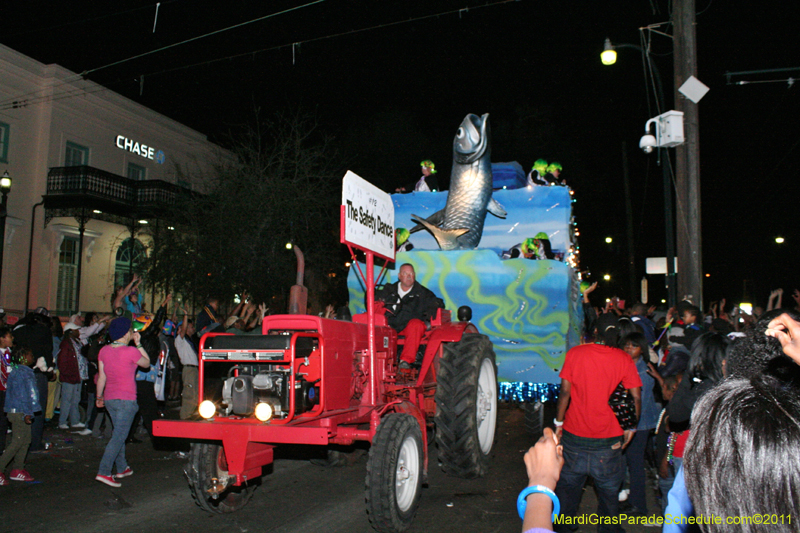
xmin=517 ymin=485 xmax=560 ymax=523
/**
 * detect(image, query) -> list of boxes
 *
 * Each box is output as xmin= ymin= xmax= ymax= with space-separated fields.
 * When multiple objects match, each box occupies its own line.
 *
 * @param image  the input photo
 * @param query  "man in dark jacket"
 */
xmin=376 ymin=263 xmax=443 ymax=370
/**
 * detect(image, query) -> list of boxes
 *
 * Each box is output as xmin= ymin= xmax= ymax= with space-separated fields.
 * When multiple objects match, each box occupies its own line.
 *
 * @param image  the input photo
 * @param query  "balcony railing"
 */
xmin=45 ymin=166 xmax=192 ymax=224
xmin=47 ymin=166 xmax=136 ymax=203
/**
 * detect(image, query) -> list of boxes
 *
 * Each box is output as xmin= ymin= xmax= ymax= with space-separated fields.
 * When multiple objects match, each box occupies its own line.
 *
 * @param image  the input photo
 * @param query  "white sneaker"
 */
xmin=74 ymin=429 xmax=92 ymax=436
xmin=71 ymin=423 xmax=86 ymax=429
xmin=58 ymin=424 xmax=69 ymax=430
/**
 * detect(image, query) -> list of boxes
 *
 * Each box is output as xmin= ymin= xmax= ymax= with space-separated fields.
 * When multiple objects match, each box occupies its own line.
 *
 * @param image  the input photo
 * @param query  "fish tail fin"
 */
xmin=409 ymin=209 xmax=445 ymax=233
xmin=488 ymin=197 xmax=507 ymax=218
xmin=410 ymin=215 xmax=468 ymax=250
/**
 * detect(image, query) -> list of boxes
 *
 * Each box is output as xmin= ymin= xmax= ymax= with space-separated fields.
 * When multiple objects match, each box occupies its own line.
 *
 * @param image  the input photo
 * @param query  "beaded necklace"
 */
xmin=655 ymin=407 xmax=667 ymax=434
xmin=666 ymin=431 xmax=684 ymax=466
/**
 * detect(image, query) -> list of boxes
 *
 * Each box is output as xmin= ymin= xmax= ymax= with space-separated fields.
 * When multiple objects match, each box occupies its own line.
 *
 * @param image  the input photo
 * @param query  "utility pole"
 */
xmin=673 ymin=0 xmax=703 ymax=308
xmin=621 ymin=141 xmax=637 ymax=303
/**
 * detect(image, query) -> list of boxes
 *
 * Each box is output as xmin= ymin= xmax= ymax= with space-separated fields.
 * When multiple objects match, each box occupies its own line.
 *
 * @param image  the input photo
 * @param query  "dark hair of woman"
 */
xmin=618 ymin=331 xmax=648 ymax=355
xmin=685 ymin=374 xmax=800 ymax=532
xmin=615 ymin=317 xmax=642 ymax=348
xmin=727 ymin=309 xmax=800 ymax=380
xmin=686 ymin=332 xmax=728 ymax=383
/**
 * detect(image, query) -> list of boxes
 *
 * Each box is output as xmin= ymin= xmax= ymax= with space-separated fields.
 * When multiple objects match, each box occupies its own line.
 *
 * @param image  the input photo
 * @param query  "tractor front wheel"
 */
xmin=186 ymin=442 xmax=257 ymax=513
xmin=435 ymin=333 xmax=498 ymax=478
xmin=365 ymin=413 xmax=424 ymax=533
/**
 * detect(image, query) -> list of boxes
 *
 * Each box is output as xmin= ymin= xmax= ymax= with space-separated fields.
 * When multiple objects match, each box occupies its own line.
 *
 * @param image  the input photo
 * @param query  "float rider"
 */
xmin=395 ymin=160 xmax=439 ymax=193
xmin=376 ymin=263 xmax=444 ymax=371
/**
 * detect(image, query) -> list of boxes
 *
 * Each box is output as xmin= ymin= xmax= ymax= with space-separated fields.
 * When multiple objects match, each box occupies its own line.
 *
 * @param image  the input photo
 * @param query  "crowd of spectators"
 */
xmin=0 ymin=280 xmax=269 ymax=486
xmin=519 ymin=284 xmax=800 ymax=532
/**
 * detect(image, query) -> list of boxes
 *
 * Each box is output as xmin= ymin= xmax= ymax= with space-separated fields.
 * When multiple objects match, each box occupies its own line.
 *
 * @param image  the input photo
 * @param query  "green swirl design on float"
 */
xmin=347 ymin=249 xmax=578 ymax=383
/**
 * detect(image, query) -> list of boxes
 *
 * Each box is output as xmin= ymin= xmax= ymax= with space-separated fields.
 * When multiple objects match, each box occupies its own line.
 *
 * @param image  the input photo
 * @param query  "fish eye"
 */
xmin=456 ymin=127 xmax=465 ymax=138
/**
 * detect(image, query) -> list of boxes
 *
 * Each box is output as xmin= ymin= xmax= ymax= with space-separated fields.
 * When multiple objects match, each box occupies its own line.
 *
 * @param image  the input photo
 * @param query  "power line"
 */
xmin=3 ymin=1 xmax=186 ymax=38
xmin=102 ymin=0 xmax=520 ymax=82
xmin=81 ymin=0 xmax=329 ymax=78
xmin=0 ymin=0 xmax=518 ymax=112
xmin=0 ymin=0 xmax=328 ymax=111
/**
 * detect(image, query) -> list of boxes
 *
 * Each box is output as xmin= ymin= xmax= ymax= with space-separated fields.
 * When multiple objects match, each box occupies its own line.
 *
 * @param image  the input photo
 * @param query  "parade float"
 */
xmin=347 ymin=114 xmax=582 ymax=403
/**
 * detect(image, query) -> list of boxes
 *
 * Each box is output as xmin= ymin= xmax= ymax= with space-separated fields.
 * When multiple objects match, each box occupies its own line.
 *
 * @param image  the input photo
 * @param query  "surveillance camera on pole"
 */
xmin=640 ymin=110 xmax=685 ymax=153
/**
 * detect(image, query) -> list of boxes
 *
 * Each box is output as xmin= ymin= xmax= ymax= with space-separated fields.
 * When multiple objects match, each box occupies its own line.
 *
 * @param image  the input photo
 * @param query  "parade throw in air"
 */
xmin=411 ymin=113 xmax=506 ymax=250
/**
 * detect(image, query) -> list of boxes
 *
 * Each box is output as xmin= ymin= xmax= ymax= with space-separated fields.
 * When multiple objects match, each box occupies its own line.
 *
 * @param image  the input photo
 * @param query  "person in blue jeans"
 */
xmin=619 ymin=332 xmax=660 ymax=517
xmin=553 ymin=315 xmax=642 ymax=533
xmin=94 ymin=318 xmax=150 ymax=487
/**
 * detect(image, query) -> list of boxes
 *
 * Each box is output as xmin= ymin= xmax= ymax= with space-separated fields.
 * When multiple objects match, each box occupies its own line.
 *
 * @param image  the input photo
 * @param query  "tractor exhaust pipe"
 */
xmin=288 ymin=244 xmax=307 ymax=315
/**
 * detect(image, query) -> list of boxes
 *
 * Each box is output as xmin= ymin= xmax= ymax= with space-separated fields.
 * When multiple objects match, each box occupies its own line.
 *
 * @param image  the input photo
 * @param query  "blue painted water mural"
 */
xmin=347 ymin=184 xmax=582 ymax=386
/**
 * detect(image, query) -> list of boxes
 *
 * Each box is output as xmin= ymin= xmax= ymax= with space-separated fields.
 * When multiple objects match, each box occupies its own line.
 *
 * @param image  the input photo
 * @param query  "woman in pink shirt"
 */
xmin=94 ymin=317 xmax=150 ymax=487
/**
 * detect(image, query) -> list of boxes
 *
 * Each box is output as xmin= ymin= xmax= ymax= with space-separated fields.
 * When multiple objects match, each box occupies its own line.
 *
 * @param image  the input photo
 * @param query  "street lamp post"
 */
xmin=0 ymin=171 xmax=12 ymax=299
xmin=602 ymin=40 xmax=677 ymax=308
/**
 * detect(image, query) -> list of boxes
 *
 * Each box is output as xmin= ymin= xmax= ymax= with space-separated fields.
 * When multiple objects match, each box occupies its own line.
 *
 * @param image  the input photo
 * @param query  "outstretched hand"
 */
xmin=646 ymin=362 xmax=663 ymax=383
xmin=524 ymin=427 xmax=564 ymax=491
xmin=766 ymin=313 xmax=800 ymax=365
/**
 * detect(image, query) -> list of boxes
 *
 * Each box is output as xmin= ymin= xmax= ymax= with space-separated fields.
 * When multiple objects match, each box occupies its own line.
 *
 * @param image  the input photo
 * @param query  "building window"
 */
xmin=127 ymin=162 xmax=146 ymax=181
xmin=0 ymin=122 xmax=9 ymax=163
xmin=65 ymin=141 xmax=89 ymax=167
xmin=56 ymin=237 xmax=79 ymax=314
xmin=114 ymin=238 xmax=147 ymax=307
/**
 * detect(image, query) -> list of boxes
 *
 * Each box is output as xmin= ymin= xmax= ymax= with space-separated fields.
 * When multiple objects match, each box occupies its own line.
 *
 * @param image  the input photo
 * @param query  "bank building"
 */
xmin=0 ymin=43 xmax=225 ymax=319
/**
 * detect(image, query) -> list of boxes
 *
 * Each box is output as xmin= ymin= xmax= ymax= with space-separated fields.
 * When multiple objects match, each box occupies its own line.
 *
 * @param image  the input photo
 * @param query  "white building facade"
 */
xmin=0 ymin=44 xmax=226 ymax=318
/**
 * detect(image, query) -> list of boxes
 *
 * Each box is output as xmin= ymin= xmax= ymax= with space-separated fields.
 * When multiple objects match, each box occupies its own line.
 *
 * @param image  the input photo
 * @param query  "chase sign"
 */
xmin=115 ymin=135 xmax=166 ymax=164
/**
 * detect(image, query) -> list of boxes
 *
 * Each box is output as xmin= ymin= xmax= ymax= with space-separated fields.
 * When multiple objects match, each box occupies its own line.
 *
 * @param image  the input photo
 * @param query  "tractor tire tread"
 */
xmin=435 ymin=333 xmax=496 ymax=479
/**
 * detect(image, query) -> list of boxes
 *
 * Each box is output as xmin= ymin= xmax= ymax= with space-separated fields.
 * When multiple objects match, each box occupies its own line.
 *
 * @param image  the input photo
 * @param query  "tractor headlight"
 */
xmin=254 ymin=402 xmax=273 ymax=422
xmin=199 ymin=400 xmax=217 ymax=419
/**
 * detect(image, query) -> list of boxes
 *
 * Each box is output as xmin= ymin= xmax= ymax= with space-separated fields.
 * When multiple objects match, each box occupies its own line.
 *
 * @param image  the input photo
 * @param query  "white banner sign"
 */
xmin=342 ymin=171 xmax=394 ymax=260
xmin=646 ymin=257 xmax=679 ymax=275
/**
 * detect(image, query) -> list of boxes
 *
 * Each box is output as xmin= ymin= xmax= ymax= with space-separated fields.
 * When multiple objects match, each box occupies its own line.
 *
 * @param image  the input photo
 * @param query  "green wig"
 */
xmin=396 ymin=227 xmax=410 ymax=246
xmin=420 ymin=160 xmax=437 ymax=174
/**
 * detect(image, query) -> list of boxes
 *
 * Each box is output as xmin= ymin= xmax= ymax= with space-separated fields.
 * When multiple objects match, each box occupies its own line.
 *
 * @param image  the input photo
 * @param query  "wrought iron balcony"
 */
xmin=44 ymin=166 xmax=192 ymax=226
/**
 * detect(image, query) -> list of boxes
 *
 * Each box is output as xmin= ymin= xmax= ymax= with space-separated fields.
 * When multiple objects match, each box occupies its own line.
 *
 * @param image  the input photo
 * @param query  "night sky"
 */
xmin=3 ymin=0 xmax=798 ymax=309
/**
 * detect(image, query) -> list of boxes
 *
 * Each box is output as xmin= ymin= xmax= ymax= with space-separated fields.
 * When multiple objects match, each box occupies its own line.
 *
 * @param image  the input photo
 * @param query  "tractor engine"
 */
xmin=220 ymin=364 xmax=319 ymax=419
xmin=200 ymin=333 xmax=321 ymax=421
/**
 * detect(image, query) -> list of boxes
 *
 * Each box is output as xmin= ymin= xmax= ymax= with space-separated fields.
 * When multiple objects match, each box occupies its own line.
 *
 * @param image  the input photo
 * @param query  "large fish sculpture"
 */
xmin=410 ymin=113 xmax=506 ymax=250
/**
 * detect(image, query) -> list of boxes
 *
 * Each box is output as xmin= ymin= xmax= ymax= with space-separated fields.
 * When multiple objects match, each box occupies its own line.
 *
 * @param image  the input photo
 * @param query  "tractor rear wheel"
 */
xmin=524 ymin=401 xmax=545 ymax=437
xmin=365 ymin=413 xmax=424 ymax=533
xmin=435 ymin=333 xmax=497 ymax=478
xmin=186 ymin=442 xmax=256 ymax=513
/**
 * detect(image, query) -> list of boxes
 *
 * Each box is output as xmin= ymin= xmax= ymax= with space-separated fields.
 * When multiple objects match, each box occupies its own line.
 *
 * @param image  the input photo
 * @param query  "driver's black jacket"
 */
xmin=375 ymin=281 xmax=444 ymax=332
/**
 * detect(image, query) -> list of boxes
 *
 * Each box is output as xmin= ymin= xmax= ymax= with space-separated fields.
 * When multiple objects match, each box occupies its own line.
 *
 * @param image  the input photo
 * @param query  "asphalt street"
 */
xmin=3 ymin=403 xmax=660 ymax=533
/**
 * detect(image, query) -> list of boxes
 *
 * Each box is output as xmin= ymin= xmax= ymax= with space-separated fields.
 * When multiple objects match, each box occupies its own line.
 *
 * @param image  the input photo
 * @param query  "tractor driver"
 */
xmin=376 ymin=263 xmax=444 ymax=371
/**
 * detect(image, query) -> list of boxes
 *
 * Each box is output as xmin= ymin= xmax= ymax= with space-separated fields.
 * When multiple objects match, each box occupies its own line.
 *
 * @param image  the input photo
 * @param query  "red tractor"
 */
xmin=153 ymin=179 xmax=498 ymax=533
